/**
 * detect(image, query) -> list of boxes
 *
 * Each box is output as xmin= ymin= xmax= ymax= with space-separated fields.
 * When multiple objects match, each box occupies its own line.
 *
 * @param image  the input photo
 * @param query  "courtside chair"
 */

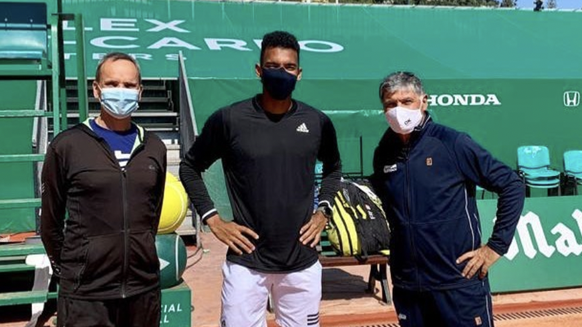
xmin=516 ymin=145 xmax=561 ymax=196
xmin=563 ymin=150 xmax=582 ymax=195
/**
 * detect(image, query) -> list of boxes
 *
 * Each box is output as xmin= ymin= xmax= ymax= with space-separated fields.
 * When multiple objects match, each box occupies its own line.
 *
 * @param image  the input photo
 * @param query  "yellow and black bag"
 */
xmin=327 ymin=179 xmax=391 ymax=258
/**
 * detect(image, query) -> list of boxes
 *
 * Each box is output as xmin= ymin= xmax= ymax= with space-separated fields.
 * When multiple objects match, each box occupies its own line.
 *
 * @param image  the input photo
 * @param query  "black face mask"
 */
xmin=261 ymin=67 xmax=297 ymax=100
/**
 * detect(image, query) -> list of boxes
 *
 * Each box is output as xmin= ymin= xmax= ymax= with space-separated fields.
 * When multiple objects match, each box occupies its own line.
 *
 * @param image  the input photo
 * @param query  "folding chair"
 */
xmin=563 ymin=150 xmax=582 ymax=195
xmin=517 ymin=145 xmax=561 ymax=196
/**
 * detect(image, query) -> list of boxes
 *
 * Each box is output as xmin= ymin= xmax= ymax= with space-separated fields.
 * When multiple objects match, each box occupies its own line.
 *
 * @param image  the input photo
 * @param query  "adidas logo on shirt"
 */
xmin=296 ymin=123 xmax=309 ymax=133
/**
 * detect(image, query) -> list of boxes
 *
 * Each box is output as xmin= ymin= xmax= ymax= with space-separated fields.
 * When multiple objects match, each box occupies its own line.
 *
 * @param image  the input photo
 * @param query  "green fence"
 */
xmin=0 ymin=81 xmax=40 ymax=233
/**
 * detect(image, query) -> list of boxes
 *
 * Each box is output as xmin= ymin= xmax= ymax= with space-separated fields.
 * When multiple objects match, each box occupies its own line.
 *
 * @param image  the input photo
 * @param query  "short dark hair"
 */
xmin=260 ymin=31 xmax=300 ymax=65
xmin=95 ymin=52 xmax=142 ymax=84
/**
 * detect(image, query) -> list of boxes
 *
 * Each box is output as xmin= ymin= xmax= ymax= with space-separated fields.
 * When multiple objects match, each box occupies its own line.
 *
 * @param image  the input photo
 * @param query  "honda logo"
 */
xmin=563 ymin=91 xmax=580 ymax=107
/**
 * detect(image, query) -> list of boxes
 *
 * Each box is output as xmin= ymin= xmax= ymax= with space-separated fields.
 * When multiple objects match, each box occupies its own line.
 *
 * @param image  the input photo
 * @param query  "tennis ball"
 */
xmin=158 ymin=175 xmax=189 ymax=234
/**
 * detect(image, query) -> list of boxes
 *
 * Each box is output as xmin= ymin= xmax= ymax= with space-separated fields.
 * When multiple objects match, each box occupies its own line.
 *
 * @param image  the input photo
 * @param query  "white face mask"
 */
xmin=385 ymin=106 xmax=423 ymax=135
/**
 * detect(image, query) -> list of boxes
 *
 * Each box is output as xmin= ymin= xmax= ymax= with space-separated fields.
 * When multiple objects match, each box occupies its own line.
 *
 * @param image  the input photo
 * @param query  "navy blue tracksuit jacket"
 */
xmin=371 ymin=116 xmax=525 ymax=292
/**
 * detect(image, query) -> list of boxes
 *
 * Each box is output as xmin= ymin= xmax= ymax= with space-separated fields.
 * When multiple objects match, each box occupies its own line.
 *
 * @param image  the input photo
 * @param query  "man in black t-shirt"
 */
xmin=180 ymin=31 xmax=341 ymax=327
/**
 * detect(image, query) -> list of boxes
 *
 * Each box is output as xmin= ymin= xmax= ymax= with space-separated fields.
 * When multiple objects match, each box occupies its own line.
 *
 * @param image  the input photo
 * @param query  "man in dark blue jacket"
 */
xmin=371 ymin=71 xmax=525 ymax=327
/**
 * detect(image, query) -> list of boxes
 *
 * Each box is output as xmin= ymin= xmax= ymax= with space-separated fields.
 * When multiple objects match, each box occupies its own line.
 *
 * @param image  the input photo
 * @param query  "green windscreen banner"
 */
xmin=57 ymin=1 xmax=582 ymax=170
xmin=60 ymin=1 xmax=582 ymax=80
xmin=189 ymin=78 xmax=582 ymax=174
xmin=479 ymin=196 xmax=582 ymax=292
xmin=426 ymin=79 xmax=582 ymax=171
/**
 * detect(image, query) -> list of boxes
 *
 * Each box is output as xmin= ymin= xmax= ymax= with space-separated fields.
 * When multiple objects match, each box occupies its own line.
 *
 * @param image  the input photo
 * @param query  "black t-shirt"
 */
xmin=180 ymin=95 xmax=341 ymax=272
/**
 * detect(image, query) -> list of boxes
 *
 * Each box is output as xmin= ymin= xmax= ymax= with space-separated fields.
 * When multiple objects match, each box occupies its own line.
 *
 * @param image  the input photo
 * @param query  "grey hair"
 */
xmin=379 ymin=71 xmax=425 ymax=99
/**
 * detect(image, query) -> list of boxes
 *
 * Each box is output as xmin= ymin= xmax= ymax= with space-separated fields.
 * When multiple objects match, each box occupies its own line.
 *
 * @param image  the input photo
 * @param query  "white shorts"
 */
xmin=220 ymin=261 xmax=322 ymax=327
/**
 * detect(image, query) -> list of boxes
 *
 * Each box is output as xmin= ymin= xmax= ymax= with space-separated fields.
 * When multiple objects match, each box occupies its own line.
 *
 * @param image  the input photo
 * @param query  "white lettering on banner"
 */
xmin=101 ymin=18 xmax=139 ymax=32
xmin=62 ymin=21 xmax=94 ymax=31
xmin=165 ymin=53 xmax=181 ymax=61
xmin=573 ymin=209 xmax=582 ymax=233
xmin=159 ymin=303 xmax=184 ymax=324
xmin=90 ymin=36 xmax=139 ymax=49
xmin=145 ymin=19 xmax=189 ymax=33
xmin=147 ymin=37 xmax=201 ymax=50
xmin=299 ymin=40 xmax=345 ymax=53
xmin=551 ymin=223 xmax=582 ymax=256
xmin=77 ymin=36 xmax=343 ymax=53
xmin=75 ymin=52 xmax=182 ymax=62
xmin=504 ymin=210 xmax=582 ymax=261
xmin=62 ymin=17 xmax=344 ymax=53
xmin=161 ymin=303 xmax=182 ymax=313
xmin=427 ymin=94 xmax=501 ymax=107
xmin=130 ymin=53 xmax=153 ymax=61
xmin=254 ymin=38 xmax=343 ymax=53
xmin=510 ymin=211 xmax=556 ymax=260
xmin=205 ymin=39 xmax=252 ymax=51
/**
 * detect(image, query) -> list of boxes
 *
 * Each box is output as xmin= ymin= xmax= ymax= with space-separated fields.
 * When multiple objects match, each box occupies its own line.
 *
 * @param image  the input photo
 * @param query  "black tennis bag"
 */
xmin=327 ymin=179 xmax=391 ymax=258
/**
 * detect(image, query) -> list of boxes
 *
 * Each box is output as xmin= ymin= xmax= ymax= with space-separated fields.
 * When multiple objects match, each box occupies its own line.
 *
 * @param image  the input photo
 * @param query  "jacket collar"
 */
xmin=415 ymin=111 xmax=432 ymax=132
xmin=80 ymin=118 xmax=146 ymax=153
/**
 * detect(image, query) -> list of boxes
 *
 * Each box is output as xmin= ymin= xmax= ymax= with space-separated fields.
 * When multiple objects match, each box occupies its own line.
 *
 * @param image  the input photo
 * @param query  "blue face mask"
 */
xmin=99 ymin=87 xmax=140 ymax=119
xmin=261 ymin=68 xmax=297 ymax=100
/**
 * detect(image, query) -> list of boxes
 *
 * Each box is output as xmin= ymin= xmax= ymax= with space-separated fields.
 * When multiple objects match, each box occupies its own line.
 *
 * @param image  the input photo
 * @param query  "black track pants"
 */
xmin=56 ymin=287 xmax=161 ymax=327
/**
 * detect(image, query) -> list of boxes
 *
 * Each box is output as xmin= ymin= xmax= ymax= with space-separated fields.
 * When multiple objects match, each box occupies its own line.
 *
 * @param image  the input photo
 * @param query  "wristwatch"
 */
xmin=316 ymin=205 xmax=333 ymax=219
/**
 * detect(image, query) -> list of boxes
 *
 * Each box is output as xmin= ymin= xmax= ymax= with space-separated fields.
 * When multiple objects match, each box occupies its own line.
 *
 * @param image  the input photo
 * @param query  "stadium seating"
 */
xmin=0 ymin=2 xmax=47 ymax=60
xmin=0 ymin=2 xmax=53 ymax=79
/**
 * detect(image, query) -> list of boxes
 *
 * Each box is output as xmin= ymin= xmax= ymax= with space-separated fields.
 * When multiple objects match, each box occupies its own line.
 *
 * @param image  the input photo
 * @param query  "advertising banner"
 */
xmin=60 ymin=1 xmax=582 ymax=81
xmin=479 ymin=196 xmax=582 ymax=292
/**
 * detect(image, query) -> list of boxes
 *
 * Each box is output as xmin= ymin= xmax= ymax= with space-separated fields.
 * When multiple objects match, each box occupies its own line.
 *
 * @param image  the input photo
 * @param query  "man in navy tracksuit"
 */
xmin=371 ymin=72 xmax=525 ymax=327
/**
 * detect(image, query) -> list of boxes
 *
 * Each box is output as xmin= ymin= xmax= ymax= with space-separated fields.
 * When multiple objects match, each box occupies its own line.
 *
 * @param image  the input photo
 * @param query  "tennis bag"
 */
xmin=327 ymin=179 xmax=391 ymax=258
